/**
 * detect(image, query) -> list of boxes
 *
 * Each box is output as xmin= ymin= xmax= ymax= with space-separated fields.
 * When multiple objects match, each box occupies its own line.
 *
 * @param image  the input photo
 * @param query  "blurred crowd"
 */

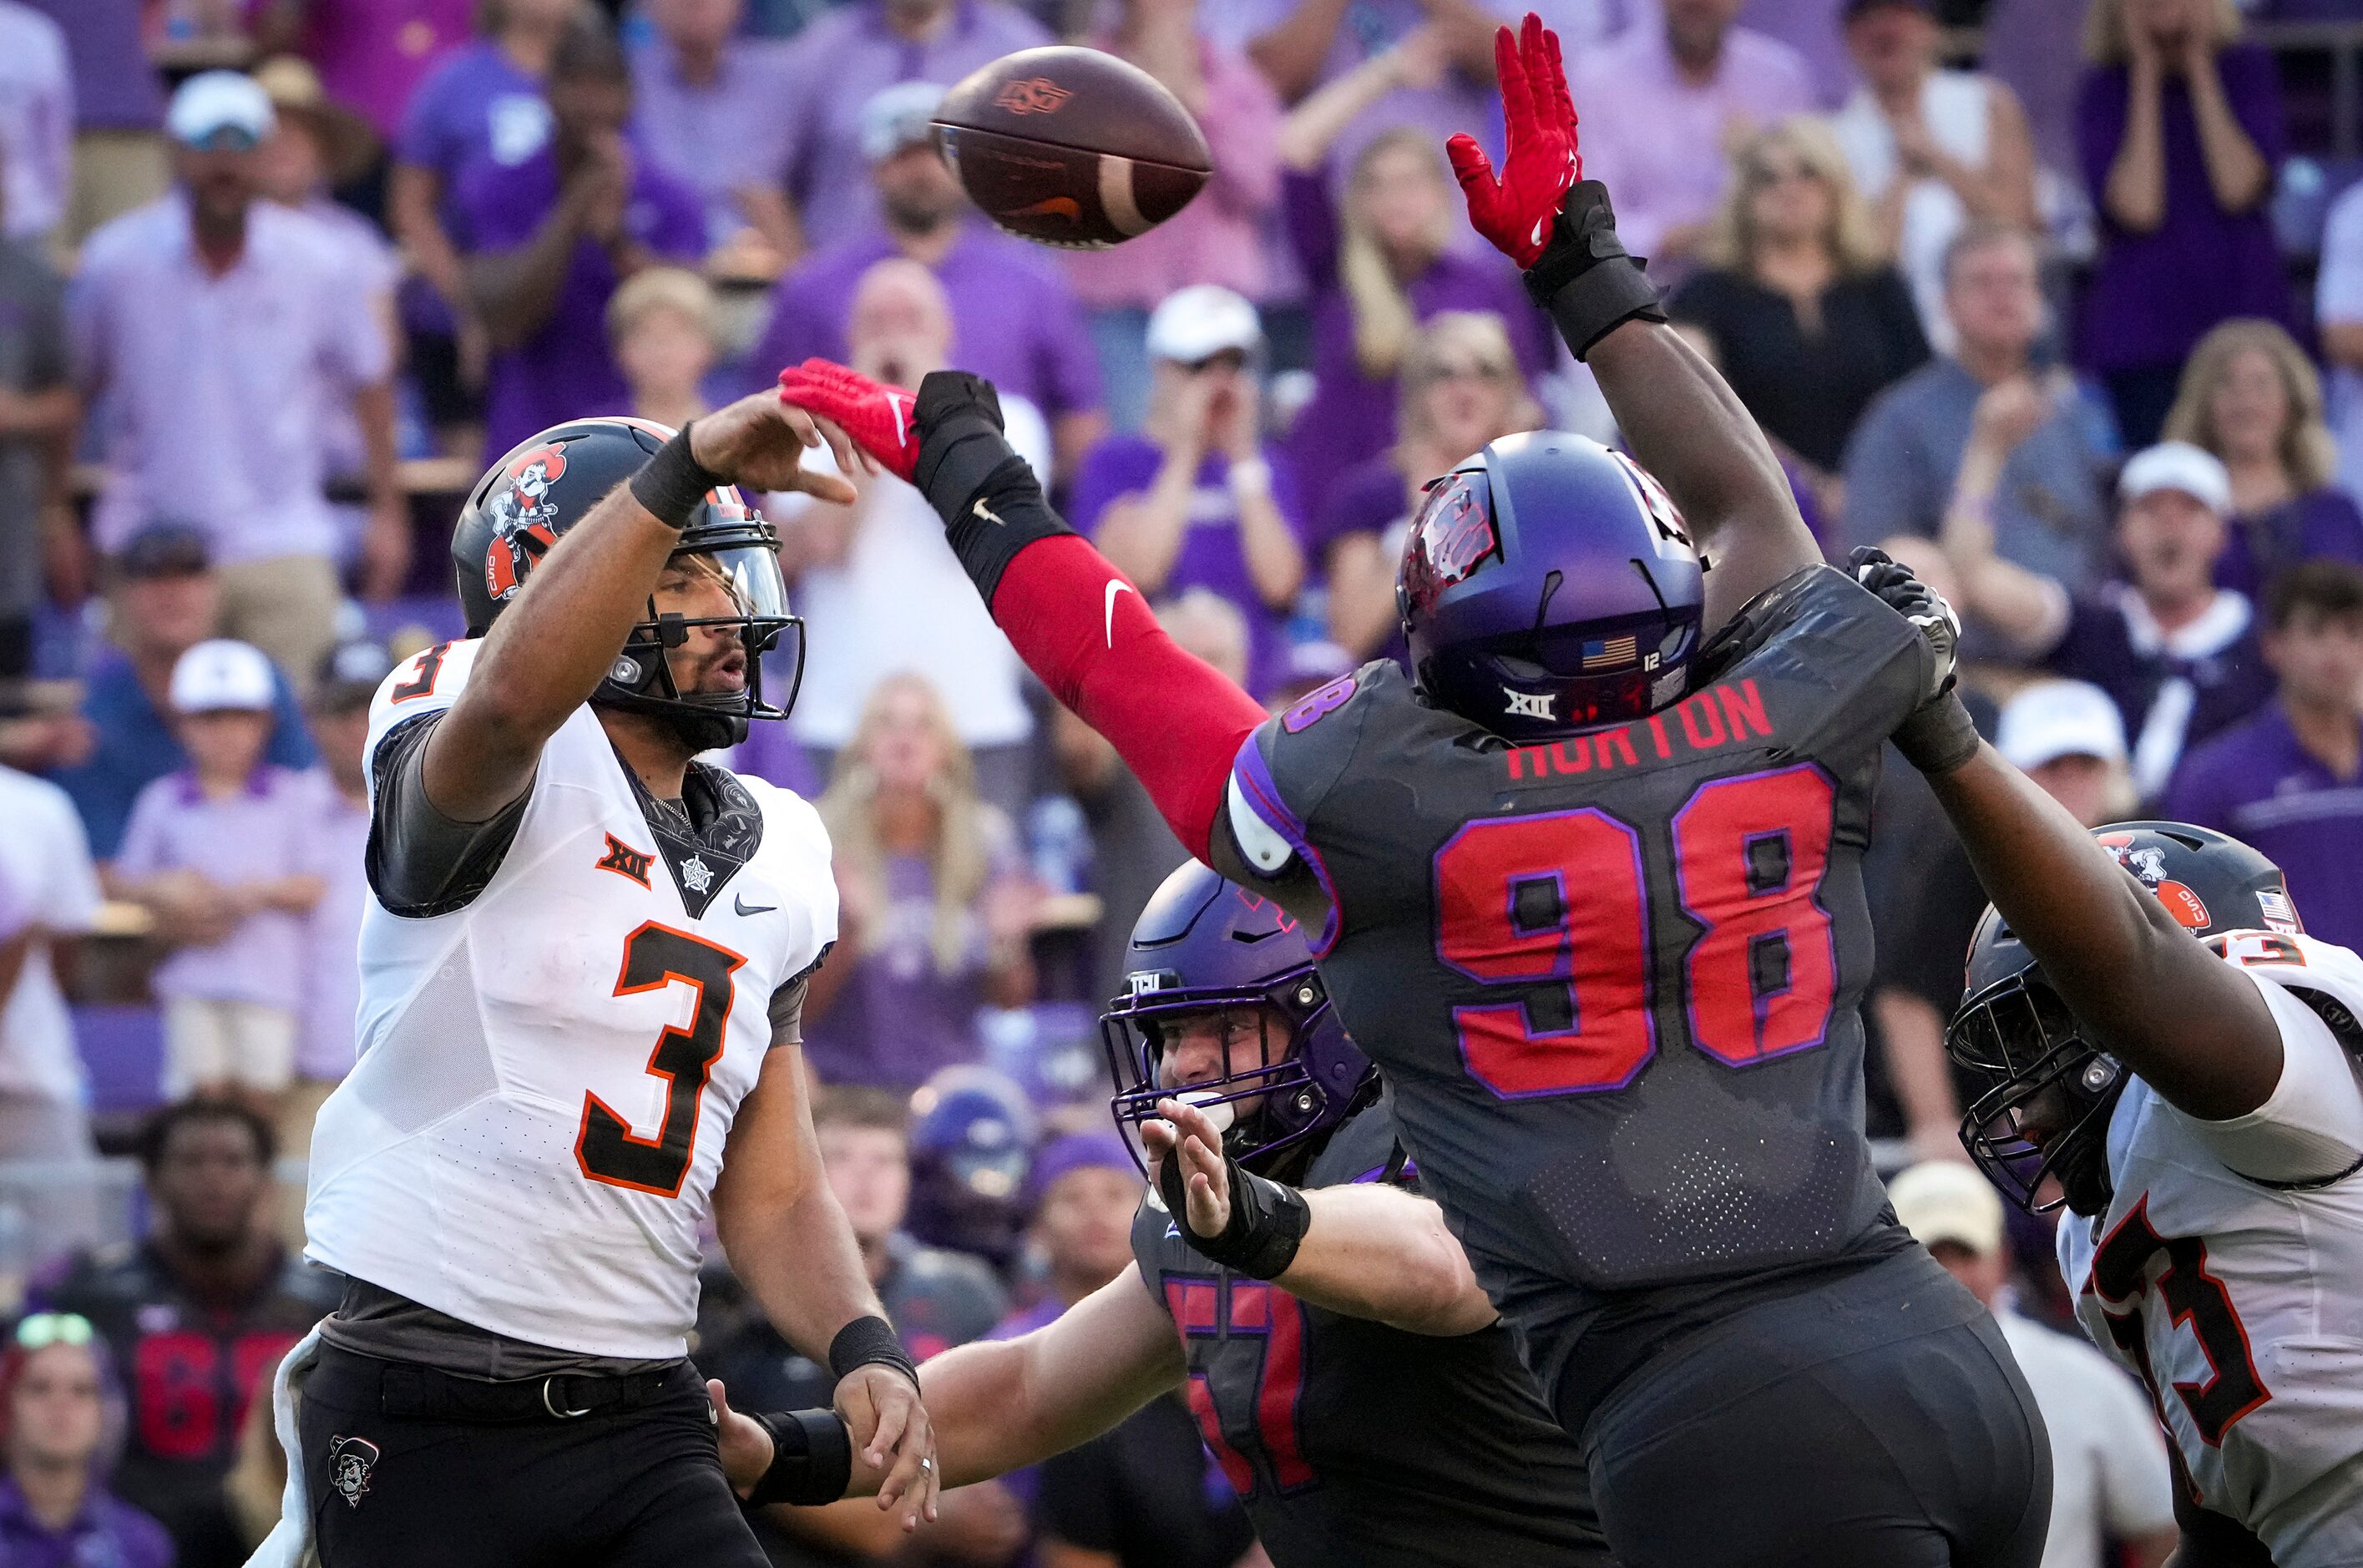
xmin=0 ymin=0 xmax=2358 ymax=1564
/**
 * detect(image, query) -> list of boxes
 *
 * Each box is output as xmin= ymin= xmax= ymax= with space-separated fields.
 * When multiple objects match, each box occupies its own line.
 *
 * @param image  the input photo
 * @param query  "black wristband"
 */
xmin=1158 ymin=1147 xmax=1312 ymax=1281
xmin=827 ymin=1315 xmax=919 ymax=1390
xmin=744 ymin=1408 xmax=854 ymax=1508
xmin=1894 ymin=684 xmax=1982 ymax=775
xmin=909 ymin=371 xmax=1077 ymax=602
xmin=1521 ymin=183 xmax=1667 ymax=360
xmin=629 ymin=425 xmax=723 ymax=530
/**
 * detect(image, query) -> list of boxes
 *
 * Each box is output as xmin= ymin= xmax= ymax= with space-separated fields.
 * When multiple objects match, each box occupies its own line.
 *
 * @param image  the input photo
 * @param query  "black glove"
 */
xmin=1521 ymin=182 xmax=1668 ymax=361
xmin=1157 ymin=1141 xmax=1311 ymax=1282
xmin=1849 ymin=547 xmax=1980 ymax=774
xmin=911 ymin=370 xmax=1075 ymax=602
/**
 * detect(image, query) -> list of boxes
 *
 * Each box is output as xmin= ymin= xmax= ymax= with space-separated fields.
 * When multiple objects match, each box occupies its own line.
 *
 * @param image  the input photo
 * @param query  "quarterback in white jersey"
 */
xmin=290 ymin=397 xmax=937 ymax=1568
xmin=1859 ymin=555 xmax=2363 ymax=1565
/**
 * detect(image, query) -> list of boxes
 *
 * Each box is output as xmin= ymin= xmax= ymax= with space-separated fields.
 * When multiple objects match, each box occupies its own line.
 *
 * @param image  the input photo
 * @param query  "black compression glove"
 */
xmin=911 ymin=371 xmax=1075 ymax=602
xmin=1521 ymin=182 xmax=1667 ymax=361
xmin=743 ymin=1408 xmax=854 ymax=1508
xmin=1849 ymin=547 xmax=1981 ymax=775
xmin=1157 ymin=1143 xmax=1311 ymax=1281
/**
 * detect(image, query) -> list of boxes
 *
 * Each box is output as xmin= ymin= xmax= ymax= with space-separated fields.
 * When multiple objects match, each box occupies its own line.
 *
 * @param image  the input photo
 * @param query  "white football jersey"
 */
xmin=2058 ymin=931 xmax=2363 ymax=1565
xmin=305 ymin=639 xmax=836 ymax=1359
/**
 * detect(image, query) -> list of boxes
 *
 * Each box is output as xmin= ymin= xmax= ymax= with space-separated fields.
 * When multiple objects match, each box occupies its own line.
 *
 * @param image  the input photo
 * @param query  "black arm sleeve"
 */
xmin=365 ymin=713 xmax=534 ymax=918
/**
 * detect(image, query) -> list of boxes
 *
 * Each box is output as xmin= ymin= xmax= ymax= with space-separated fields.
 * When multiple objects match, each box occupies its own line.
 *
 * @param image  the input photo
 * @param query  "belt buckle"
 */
xmin=541 ymin=1377 xmax=593 ymax=1419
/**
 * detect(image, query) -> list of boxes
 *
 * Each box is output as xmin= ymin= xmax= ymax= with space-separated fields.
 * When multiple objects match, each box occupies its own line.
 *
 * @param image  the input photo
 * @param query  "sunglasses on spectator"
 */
xmin=1422 ymin=359 xmax=1514 ymax=383
xmin=1182 ymin=350 xmax=1248 ymax=375
xmin=1750 ymin=159 xmax=1821 ymax=185
xmin=14 ymin=1314 xmax=94 ymax=1351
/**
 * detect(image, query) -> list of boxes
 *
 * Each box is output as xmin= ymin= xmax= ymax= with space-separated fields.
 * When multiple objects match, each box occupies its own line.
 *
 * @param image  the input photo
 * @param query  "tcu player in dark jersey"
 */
xmin=713 ymin=860 xmax=1611 ymax=1567
xmin=781 ymin=19 xmax=2049 ymax=1564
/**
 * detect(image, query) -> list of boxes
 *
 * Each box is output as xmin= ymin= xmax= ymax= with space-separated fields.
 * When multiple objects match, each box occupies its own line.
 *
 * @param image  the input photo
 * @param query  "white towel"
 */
xmin=243 ymin=1325 xmax=323 ymax=1568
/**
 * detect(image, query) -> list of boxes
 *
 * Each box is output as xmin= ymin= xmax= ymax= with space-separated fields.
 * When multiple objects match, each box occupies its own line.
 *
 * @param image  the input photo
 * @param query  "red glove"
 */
xmin=777 ymin=359 xmax=920 ymax=484
xmin=1445 ymin=13 xmax=1580 ymax=270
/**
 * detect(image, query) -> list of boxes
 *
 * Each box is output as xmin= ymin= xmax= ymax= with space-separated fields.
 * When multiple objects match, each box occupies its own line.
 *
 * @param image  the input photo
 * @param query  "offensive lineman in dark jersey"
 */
xmin=782 ymin=18 xmax=2048 ymax=1562
xmin=713 ymin=860 xmax=1611 ymax=1568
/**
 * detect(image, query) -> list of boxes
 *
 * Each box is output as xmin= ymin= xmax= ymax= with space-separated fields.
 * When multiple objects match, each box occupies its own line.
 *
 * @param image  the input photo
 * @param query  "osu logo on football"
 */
xmin=994 ymin=77 xmax=1071 ymax=115
xmin=483 ymin=443 xmax=569 ymax=602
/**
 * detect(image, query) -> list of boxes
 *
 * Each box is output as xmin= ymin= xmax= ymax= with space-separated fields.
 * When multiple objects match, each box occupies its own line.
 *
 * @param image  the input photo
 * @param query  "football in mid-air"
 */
xmin=933 ymin=46 xmax=1212 ymax=250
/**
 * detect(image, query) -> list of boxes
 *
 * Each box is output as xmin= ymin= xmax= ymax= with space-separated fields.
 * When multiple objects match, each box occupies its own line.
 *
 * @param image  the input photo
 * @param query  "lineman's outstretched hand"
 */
xmin=1144 ymin=1096 xmax=1234 ymax=1239
xmin=777 ymin=359 xmax=920 ymax=483
xmin=688 ymin=389 xmax=863 ymax=502
xmin=707 ymin=1378 xmax=777 ymax=1498
xmin=1850 ymin=546 xmax=1980 ymax=776
xmin=1446 ymin=13 xmax=1578 ymax=268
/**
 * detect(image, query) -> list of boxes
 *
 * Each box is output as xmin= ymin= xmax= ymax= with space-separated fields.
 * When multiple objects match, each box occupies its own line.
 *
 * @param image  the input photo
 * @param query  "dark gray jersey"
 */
xmin=1223 ymin=566 xmax=1931 ymax=1422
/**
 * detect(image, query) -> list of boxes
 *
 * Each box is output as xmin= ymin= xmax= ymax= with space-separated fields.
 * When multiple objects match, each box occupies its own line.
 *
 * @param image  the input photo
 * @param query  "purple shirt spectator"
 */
xmin=0 ymin=1476 xmax=172 ymax=1568
xmin=68 ymin=195 xmax=393 ymax=563
xmin=2164 ymin=701 xmax=2363 ymax=949
xmin=801 ymin=817 xmax=1025 ymax=1090
xmin=451 ymin=144 xmax=705 ymax=458
xmin=629 ymin=33 xmax=800 ymax=251
xmin=1281 ymin=172 xmax=1551 ymax=513
xmin=775 ymin=0 xmax=1049 ymax=244
xmin=1062 ymin=37 xmax=1283 ymax=311
xmin=398 ymin=40 xmax=549 ymax=190
xmin=1310 ymin=454 xmax=1414 ymax=666
xmin=745 ymin=224 xmax=1101 ymax=423
xmin=2216 ymin=490 xmax=2363 ymax=602
xmin=289 ymin=0 xmax=475 ymax=140
xmin=2320 ymin=180 xmax=2363 ymax=508
xmin=18 ymin=0 xmax=158 ymax=131
xmin=298 ymin=772 xmax=370 ymax=1082
xmin=1566 ymin=18 xmax=1817 ymax=263
xmin=1070 ymin=438 xmax=1307 ymax=694
xmin=0 ymin=3 xmax=71 ymax=240
xmin=2074 ymin=47 xmax=2294 ymax=379
xmin=2045 ymin=584 xmax=2273 ymax=801
xmin=114 ymin=763 xmax=321 ymax=1013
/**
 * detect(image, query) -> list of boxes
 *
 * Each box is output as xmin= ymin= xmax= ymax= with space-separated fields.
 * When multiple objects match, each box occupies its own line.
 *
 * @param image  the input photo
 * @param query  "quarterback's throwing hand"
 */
xmin=1446 ymin=13 xmax=1579 ymax=267
xmin=686 ymin=390 xmax=863 ymax=503
xmin=834 ymin=1362 xmax=939 ymax=1528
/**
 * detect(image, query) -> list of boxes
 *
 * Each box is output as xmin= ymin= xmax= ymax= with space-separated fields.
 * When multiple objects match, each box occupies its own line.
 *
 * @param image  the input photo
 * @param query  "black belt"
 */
xmin=308 ymin=1343 xmax=687 ymax=1424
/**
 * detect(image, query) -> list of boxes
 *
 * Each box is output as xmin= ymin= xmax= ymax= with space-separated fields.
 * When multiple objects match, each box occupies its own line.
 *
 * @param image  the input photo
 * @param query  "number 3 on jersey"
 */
xmin=576 ymin=923 xmax=746 ymax=1196
xmin=1433 ymin=764 xmax=1839 ymax=1096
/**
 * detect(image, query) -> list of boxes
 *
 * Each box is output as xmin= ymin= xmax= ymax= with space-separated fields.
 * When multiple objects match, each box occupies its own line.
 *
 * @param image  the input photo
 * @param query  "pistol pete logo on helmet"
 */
xmin=483 ymin=443 xmax=571 ymax=601
xmin=2097 ymin=832 xmax=2210 ymax=929
xmin=994 ymin=77 xmax=1071 ymax=115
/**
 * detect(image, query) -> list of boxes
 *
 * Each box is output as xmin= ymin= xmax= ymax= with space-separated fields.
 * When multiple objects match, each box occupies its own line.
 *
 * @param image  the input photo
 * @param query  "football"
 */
xmin=933 ymin=46 xmax=1212 ymax=250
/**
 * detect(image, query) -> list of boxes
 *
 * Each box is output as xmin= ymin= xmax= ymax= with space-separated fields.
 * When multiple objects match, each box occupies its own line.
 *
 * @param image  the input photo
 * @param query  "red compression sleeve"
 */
xmin=989 ymin=535 xmax=1266 ymax=863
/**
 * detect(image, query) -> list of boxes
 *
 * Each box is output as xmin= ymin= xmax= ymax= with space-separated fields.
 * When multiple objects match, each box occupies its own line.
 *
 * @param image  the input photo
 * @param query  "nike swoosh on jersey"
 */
xmin=733 ymin=894 xmax=777 ymax=916
xmin=1106 ymin=579 xmax=1134 ymax=648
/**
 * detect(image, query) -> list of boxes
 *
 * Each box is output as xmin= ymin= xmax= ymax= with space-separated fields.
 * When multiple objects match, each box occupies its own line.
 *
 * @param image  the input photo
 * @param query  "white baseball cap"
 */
xmin=167 ymin=71 xmax=276 ymax=151
xmin=1146 ymin=285 xmax=1262 ymax=365
xmin=1996 ymin=679 xmax=2127 ymax=771
xmin=170 ymin=640 xmax=277 ymax=715
xmin=861 ymin=81 xmax=947 ymax=163
xmin=2118 ymin=441 xmax=2231 ymax=515
xmin=1889 ymin=1161 xmax=2006 ymax=1257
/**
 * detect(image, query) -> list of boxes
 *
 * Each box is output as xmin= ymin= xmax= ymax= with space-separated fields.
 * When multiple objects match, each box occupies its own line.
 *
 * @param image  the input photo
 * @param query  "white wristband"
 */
xmin=1227 ymin=456 xmax=1272 ymax=498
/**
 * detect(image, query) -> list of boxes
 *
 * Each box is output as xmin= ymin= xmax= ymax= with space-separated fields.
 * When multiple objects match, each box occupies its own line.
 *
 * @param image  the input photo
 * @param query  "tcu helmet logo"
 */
xmin=1607 ymin=449 xmax=1693 ymax=552
xmin=2097 ymin=833 xmax=2211 ymax=929
xmin=327 ymin=1434 xmax=381 ymax=1509
xmin=483 ymin=443 xmax=569 ymax=601
xmin=994 ymin=77 xmax=1071 ymax=115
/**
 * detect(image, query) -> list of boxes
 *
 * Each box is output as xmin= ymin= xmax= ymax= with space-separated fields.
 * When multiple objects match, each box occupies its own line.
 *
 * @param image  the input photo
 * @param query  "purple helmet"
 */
xmin=1399 ymin=431 xmax=1703 ymax=742
xmin=1101 ymin=862 xmax=1372 ymax=1175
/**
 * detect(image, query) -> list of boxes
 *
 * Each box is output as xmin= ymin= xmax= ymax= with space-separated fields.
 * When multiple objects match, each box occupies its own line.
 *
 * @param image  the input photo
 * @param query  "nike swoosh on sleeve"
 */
xmin=1106 ymin=579 xmax=1135 ymax=648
